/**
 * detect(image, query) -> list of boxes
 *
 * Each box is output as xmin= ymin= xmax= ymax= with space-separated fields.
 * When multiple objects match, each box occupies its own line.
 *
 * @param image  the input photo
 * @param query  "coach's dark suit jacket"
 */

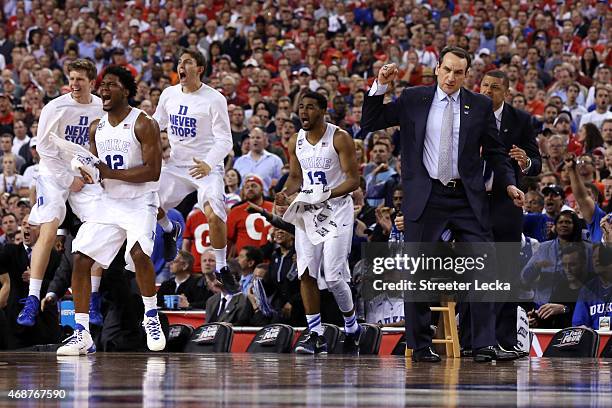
xmin=362 ymin=85 xmax=515 ymax=233
xmin=0 ymin=244 xmax=61 ymax=348
xmin=206 ymin=292 xmax=253 ymax=326
xmin=490 ymin=103 xmax=541 ymax=241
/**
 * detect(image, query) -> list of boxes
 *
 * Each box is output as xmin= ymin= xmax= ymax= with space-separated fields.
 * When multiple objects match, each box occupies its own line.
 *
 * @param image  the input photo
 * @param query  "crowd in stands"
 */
xmin=0 ymin=0 xmax=611 ymax=350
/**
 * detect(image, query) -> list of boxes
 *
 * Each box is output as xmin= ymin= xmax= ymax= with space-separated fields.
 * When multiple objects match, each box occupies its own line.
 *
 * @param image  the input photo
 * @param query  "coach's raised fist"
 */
xmin=378 ymin=63 xmax=398 ymax=86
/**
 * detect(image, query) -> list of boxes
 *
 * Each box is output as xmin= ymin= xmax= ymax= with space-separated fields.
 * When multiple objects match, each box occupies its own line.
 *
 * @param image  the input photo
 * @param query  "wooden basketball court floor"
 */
xmin=0 ymin=353 xmax=610 ymax=407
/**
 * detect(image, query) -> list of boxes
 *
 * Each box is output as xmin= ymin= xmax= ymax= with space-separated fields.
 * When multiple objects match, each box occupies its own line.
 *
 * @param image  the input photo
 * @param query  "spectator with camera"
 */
xmin=565 ymin=153 xmax=608 ymax=242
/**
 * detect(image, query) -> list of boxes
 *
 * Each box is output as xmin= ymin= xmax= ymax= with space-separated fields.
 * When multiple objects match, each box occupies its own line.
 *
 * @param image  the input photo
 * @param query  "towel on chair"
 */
xmin=282 ymin=184 xmax=337 ymax=245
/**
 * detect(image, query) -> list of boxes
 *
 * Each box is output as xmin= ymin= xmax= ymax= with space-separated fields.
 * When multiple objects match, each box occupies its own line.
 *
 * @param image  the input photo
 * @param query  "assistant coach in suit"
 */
xmin=362 ymin=47 xmax=524 ymax=362
xmin=480 ymin=70 xmax=541 ymax=356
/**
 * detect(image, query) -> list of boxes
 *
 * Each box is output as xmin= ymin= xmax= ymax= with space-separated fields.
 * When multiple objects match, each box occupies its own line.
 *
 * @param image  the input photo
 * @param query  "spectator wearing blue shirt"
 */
xmin=151 ymin=208 xmax=184 ymax=283
xmin=522 ymin=210 xmax=593 ymax=306
xmin=566 ymin=153 xmax=607 ymax=242
xmin=364 ymin=141 xmax=396 ymax=207
xmin=237 ymin=246 xmax=263 ymax=296
xmin=77 ymin=28 xmax=100 ymax=60
xmin=572 ymin=245 xmax=612 ymax=329
xmin=523 ymin=185 xmax=572 ymax=242
xmin=233 ymin=127 xmax=283 ymax=194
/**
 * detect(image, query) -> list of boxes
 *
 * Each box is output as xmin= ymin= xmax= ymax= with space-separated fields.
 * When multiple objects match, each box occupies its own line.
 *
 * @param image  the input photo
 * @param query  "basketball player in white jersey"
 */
xmin=153 ymin=49 xmax=233 ymax=281
xmin=276 ymin=92 xmax=361 ymax=354
xmin=57 ymin=66 xmax=165 ymax=355
xmin=19 ymin=60 xmax=105 ymax=327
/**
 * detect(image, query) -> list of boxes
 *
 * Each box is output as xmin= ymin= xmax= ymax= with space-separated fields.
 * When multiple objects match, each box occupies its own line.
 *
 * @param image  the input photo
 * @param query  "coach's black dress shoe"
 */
xmin=473 ymin=345 xmax=519 ymax=363
xmin=460 ymin=348 xmax=472 ymax=358
xmin=411 ymin=347 xmax=441 ymax=363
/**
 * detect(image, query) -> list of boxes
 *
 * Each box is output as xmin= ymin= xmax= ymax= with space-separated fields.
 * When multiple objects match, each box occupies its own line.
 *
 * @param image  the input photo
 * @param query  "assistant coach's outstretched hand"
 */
xmin=378 ymin=63 xmax=399 ymax=85
xmin=506 ymin=185 xmax=525 ymax=207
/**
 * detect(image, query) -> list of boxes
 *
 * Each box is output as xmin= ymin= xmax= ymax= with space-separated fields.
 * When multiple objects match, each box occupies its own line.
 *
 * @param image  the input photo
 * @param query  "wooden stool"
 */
xmin=430 ymin=301 xmax=460 ymax=358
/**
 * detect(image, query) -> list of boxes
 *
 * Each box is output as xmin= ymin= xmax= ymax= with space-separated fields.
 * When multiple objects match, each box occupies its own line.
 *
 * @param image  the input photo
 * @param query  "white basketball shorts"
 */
xmin=158 ymin=164 xmax=226 ymax=222
xmin=29 ymin=173 xmax=102 ymax=225
xmin=72 ymin=192 xmax=159 ymax=269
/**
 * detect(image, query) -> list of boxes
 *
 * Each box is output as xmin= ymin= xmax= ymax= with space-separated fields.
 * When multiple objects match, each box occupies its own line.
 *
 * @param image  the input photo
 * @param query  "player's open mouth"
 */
xmin=301 ymin=117 xmax=310 ymax=126
xmin=101 ymin=95 xmax=111 ymax=107
xmin=179 ymin=71 xmax=187 ymax=80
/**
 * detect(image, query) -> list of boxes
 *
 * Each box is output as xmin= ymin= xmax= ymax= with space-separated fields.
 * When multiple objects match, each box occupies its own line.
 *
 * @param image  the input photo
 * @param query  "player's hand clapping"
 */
xmin=189 ymin=158 xmax=211 ymax=179
xmin=95 ymin=160 xmax=112 ymax=180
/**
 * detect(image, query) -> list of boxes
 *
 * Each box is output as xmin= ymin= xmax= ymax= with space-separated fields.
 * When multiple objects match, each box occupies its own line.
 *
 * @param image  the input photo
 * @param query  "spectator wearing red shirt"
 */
xmin=182 ymin=208 xmax=210 ymax=274
xmin=227 ymin=175 xmax=273 ymax=256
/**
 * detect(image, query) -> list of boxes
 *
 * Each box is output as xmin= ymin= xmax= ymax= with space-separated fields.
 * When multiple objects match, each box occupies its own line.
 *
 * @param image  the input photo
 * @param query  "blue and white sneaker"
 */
xmin=143 ymin=310 xmax=166 ymax=351
xmin=294 ymin=332 xmax=328 ymax=354
xmin=57 ymin=324 xmax=96 ymax=356
xmin=162 ymin=221 xmax=182 ymax=261
xmin=17 ymin=295 xmax=40 ymax=326
xmin=89 ymin=292 xmax=103 ymax=326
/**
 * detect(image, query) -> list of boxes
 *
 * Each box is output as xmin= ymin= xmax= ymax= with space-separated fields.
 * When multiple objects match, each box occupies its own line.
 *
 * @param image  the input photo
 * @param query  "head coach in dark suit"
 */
xmin=362 ymin=47 xmax=525 ymax=363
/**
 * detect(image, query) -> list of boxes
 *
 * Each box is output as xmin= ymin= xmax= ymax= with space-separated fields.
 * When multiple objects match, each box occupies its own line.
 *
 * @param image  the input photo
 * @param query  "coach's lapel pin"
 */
xmin=464 ymin=104 xmax=470 ymax=115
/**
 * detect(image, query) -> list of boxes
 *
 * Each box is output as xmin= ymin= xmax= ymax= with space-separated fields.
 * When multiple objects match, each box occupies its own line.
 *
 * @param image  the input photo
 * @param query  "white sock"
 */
xmin=142 ymin=295 xmax=157 ymax=314
xmin=306 ymin=313 xmax=324 ymax=335
xmin=344 ymin=312 xmax=359 ymax=334
xmin=91 ymin=276 xmax=102 ymax=293
xmin=75 ymin=313 xmax=89 ymax=330
xmin=28 ymin=278 xmax=43 ymax=299
xmin=213 ymin=247 xmax=227 ymax=270
xmin=159 ymin=216 xmax=172 ymax=233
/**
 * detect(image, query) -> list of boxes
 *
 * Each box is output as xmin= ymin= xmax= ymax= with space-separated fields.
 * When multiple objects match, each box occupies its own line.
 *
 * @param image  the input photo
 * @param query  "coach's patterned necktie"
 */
xmin=438 ymin=96 xmax=454 ymax=185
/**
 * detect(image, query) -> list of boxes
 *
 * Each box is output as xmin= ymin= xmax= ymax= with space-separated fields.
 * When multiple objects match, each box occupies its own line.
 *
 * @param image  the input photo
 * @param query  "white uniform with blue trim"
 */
xmin=29 ymin=93 xmax=104 ymax=225
xmin=72 ymin=108 xmax=159 ymax=269
xmin=294 ymin=123 xmax=353 ymax=288
xmin=153 ymin=83 xmax=231 ymax=220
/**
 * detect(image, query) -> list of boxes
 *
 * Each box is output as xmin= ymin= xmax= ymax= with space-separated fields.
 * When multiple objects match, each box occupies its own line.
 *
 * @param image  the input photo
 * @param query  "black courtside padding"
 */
xmin=183 ymin=323 xmax=234 ymax=353
xmin=391 ymin=336 xmax=406 ymax=355
xmin=543 ymin=327 xmax=600 ymax=358
xmin=247 ymin=324 xmax=295 ymax=353
xmin=166 ymin=324 xmax=194 ymax=352
xmin=358 ymin=323 xmax=382 ymax=355
xmin=599 ymin=336 xmax=612 ymax=358
xmin=293 ymin=323 xmax=342 ymax=354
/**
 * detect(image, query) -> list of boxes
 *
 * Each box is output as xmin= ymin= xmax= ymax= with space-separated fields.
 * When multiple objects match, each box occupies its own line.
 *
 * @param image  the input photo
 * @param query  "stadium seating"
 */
xmin=247 ymin=324 xmax=295 ymax=353
xmin=543 ymin=327 xmax=600 ymax=357
xmin=184 ymin=323 xmax=234 ymax=353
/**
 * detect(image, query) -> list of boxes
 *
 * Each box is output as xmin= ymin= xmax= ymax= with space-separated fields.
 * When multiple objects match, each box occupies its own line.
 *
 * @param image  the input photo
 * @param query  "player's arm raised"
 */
xmin=276 ymin=133 xmax=302 ymax=206
xmin=330 ymin=129 xmax=359 ymax=199
xmin=96 ymin=113 xmax=162 ymax=183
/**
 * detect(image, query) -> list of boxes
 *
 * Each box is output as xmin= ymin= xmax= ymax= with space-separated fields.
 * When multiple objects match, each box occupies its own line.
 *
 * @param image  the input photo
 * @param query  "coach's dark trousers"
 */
xmin=403 ymin=181 xmax=496 ymax=351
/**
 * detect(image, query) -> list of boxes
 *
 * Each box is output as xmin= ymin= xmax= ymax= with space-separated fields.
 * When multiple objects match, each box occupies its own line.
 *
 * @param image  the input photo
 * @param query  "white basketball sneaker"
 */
xmin=57 ymin=324 xmax=96 ymax=356
xmin=143 ymin=310 xmax=166 ymax=351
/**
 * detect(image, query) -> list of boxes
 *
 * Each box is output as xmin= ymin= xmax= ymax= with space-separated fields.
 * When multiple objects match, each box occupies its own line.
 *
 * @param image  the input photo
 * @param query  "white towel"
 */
xmin=283 ymin=184 xmax=337 ymax=245
xmin=50 ymin=132 xmax=101 ymax=183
